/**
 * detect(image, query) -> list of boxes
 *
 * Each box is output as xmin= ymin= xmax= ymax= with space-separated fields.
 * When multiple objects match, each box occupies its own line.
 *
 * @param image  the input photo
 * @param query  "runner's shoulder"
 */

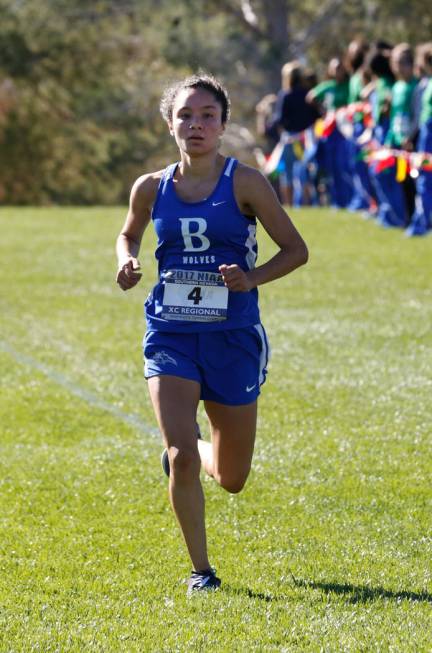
xmin=234 ymin=161 xmax=267 ymax=182
xmin=233 ymin=161 xmax=270 ymax=195
xmin=130 ymin=170 xmax=165 ymax=210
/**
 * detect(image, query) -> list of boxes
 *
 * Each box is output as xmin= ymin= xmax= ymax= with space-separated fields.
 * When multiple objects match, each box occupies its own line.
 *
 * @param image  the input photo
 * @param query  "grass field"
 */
xmin=1 ymin=206 xmax=431 ymax=652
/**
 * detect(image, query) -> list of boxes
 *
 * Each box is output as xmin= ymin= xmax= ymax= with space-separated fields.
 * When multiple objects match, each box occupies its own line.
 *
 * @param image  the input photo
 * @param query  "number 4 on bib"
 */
xmin=187 ymin=286 xmax=203 ymax=305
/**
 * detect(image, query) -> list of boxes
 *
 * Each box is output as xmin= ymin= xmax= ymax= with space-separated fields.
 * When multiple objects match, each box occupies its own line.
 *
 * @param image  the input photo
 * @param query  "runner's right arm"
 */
xmin=116 ymin=173 xmax=161 ymax=291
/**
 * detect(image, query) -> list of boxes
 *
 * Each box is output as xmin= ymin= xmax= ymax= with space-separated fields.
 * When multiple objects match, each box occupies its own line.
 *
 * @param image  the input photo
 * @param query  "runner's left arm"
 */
xmin=220 ymin=166 xmax=308 ymax=292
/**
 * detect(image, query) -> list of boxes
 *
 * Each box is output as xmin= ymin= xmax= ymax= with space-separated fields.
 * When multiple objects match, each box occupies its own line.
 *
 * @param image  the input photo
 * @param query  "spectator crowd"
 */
xmin=255 ymin=39 xmax=432 ymax=237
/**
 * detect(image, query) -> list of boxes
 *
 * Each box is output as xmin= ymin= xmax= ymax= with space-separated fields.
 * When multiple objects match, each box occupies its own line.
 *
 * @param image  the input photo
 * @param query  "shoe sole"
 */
xmin=161 ymin=449 xmax=170 ymax=477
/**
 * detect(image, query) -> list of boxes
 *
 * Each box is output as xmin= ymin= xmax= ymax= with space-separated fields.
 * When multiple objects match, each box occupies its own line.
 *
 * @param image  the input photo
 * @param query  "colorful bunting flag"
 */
xmin=396 ymin=157 xmax=408 ymax=182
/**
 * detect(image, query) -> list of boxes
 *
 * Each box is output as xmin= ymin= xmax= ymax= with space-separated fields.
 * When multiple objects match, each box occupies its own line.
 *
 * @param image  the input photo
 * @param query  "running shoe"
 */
xmin=161 ymin=424 xmax=202 ymax=478
xmin=187 ymin=568 xmax=221 ymax=595
xmin=161 ymin=448 xmax=171 ymax=477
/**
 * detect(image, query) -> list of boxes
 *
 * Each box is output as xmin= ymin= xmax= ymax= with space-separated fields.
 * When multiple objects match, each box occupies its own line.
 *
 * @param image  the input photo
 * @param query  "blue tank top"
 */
xmin=145 ymin=157 xmax=260 ymax=332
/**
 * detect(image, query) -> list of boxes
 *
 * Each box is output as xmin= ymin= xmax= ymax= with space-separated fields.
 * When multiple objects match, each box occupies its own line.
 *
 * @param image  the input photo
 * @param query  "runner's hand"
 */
xmin=219 ymin=264 xmax=253 ymax=292
xmin=116 ymin=257 xmax=142 ymax=291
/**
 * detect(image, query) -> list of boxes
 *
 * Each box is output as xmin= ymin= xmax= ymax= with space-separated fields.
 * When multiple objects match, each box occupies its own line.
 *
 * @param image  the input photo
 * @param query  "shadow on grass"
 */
xmin=223 ymin=584 xmax=281 ymax=602
xmin=292 ymin=577 xmax=432 ymax=604
xmin=223 ymin=577 xmax=432 ymax=605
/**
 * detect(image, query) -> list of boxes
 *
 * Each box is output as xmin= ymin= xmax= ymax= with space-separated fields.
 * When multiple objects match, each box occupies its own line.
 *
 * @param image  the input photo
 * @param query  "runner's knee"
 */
xmin=168 ymin=446 xmax=200 ymax=480
xmin=215 ymin=470 xmax=250 ymax=494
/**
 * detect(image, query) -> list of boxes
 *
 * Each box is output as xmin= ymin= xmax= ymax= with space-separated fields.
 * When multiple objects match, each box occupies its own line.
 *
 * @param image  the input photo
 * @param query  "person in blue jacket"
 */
xmin=115 ymin=74 xmax=309 ymax=595
xmin=267 ymin=61 xmax=319 ymax=205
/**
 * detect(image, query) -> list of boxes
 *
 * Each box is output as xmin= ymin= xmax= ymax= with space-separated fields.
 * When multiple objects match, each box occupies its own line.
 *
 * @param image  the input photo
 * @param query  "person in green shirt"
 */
xmin=373 ymin=43 xmax=417 ymax=228
xmin=408 ymin=43 xmax=432 ymax=145
xmin=307 ymin=58 xmax=349 ymax=112
xmin=306 ymin=59 xmax=353 ymax=207
xmin=344 ymin=38 xmax=373 ymax=211
xmin=407 ymin=43 xmax=432 ymax=236
xmin=417 ymin=44 xmax=432 ymax=128
xmin=346 ymin=37 xmax=369 ymax=104
xmin=386 ymin=43 xmax=418 ymax=149
xmin=362 ymin=48 xmax=394 ymax=144
xmin=419 ymin=76 xmax=432 ymax=128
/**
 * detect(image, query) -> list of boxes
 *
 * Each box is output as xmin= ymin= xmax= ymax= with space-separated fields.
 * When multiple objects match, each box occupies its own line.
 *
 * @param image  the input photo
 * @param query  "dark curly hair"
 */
xmin=160 ymin=73 xmax=231 ymax=125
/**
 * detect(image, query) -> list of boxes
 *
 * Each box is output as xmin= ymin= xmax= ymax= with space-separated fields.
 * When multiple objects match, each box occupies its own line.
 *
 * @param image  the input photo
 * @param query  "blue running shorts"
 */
xmin=143 ymin=324 xmax=270 ymax=406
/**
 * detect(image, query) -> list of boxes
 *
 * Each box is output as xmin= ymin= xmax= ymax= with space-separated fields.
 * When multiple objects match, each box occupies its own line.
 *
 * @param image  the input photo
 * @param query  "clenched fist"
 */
xmin=116 ymin=257 xmax=142 ymax=291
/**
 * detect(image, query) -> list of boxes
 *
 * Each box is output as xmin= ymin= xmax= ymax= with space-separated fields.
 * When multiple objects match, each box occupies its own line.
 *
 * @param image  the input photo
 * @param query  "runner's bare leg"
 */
xmin=148 ymin=375 xmax=210 ymax=571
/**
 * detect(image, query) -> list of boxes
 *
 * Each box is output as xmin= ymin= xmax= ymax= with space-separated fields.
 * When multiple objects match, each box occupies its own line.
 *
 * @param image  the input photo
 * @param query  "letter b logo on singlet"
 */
xmin=179 ymin=218 xmax=210 ymax=252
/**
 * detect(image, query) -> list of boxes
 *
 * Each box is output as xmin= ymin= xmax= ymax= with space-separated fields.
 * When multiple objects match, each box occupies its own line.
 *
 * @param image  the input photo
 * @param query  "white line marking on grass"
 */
xmin=0 ymin=340 xmax=159 ymax=438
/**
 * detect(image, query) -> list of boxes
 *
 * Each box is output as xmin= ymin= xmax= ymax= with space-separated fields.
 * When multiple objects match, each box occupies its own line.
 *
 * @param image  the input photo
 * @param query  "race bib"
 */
xmin=161 ymin=269 xmax=228 ymax=322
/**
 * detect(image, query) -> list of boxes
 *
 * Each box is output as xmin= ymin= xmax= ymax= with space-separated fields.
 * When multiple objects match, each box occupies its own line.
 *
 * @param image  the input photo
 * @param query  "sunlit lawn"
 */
xmin=0 ymin=206 xmax=431 ymax=651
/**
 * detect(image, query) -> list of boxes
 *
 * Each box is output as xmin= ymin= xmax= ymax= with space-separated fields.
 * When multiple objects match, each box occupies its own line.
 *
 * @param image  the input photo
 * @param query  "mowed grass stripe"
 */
xmin=0 ymin=339 xmax=158 ymax=438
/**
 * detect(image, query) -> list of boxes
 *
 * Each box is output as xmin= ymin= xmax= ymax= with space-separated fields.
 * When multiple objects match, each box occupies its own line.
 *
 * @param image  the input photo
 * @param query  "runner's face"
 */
xmin=169 ymin=88 xmax=225 ymax=155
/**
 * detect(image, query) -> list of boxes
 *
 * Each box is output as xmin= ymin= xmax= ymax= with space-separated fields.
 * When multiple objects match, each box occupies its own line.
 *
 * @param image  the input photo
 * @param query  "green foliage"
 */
xmin=0 ymin=0 xmax=171 ymax=204
xmin=1 ymin=206 xmax=431 ymax=650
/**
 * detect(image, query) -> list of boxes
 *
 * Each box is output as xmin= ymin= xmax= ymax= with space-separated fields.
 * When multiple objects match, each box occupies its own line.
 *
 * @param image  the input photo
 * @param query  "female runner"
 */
xmin=116 ymin=74 xmax=308 ymax=595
